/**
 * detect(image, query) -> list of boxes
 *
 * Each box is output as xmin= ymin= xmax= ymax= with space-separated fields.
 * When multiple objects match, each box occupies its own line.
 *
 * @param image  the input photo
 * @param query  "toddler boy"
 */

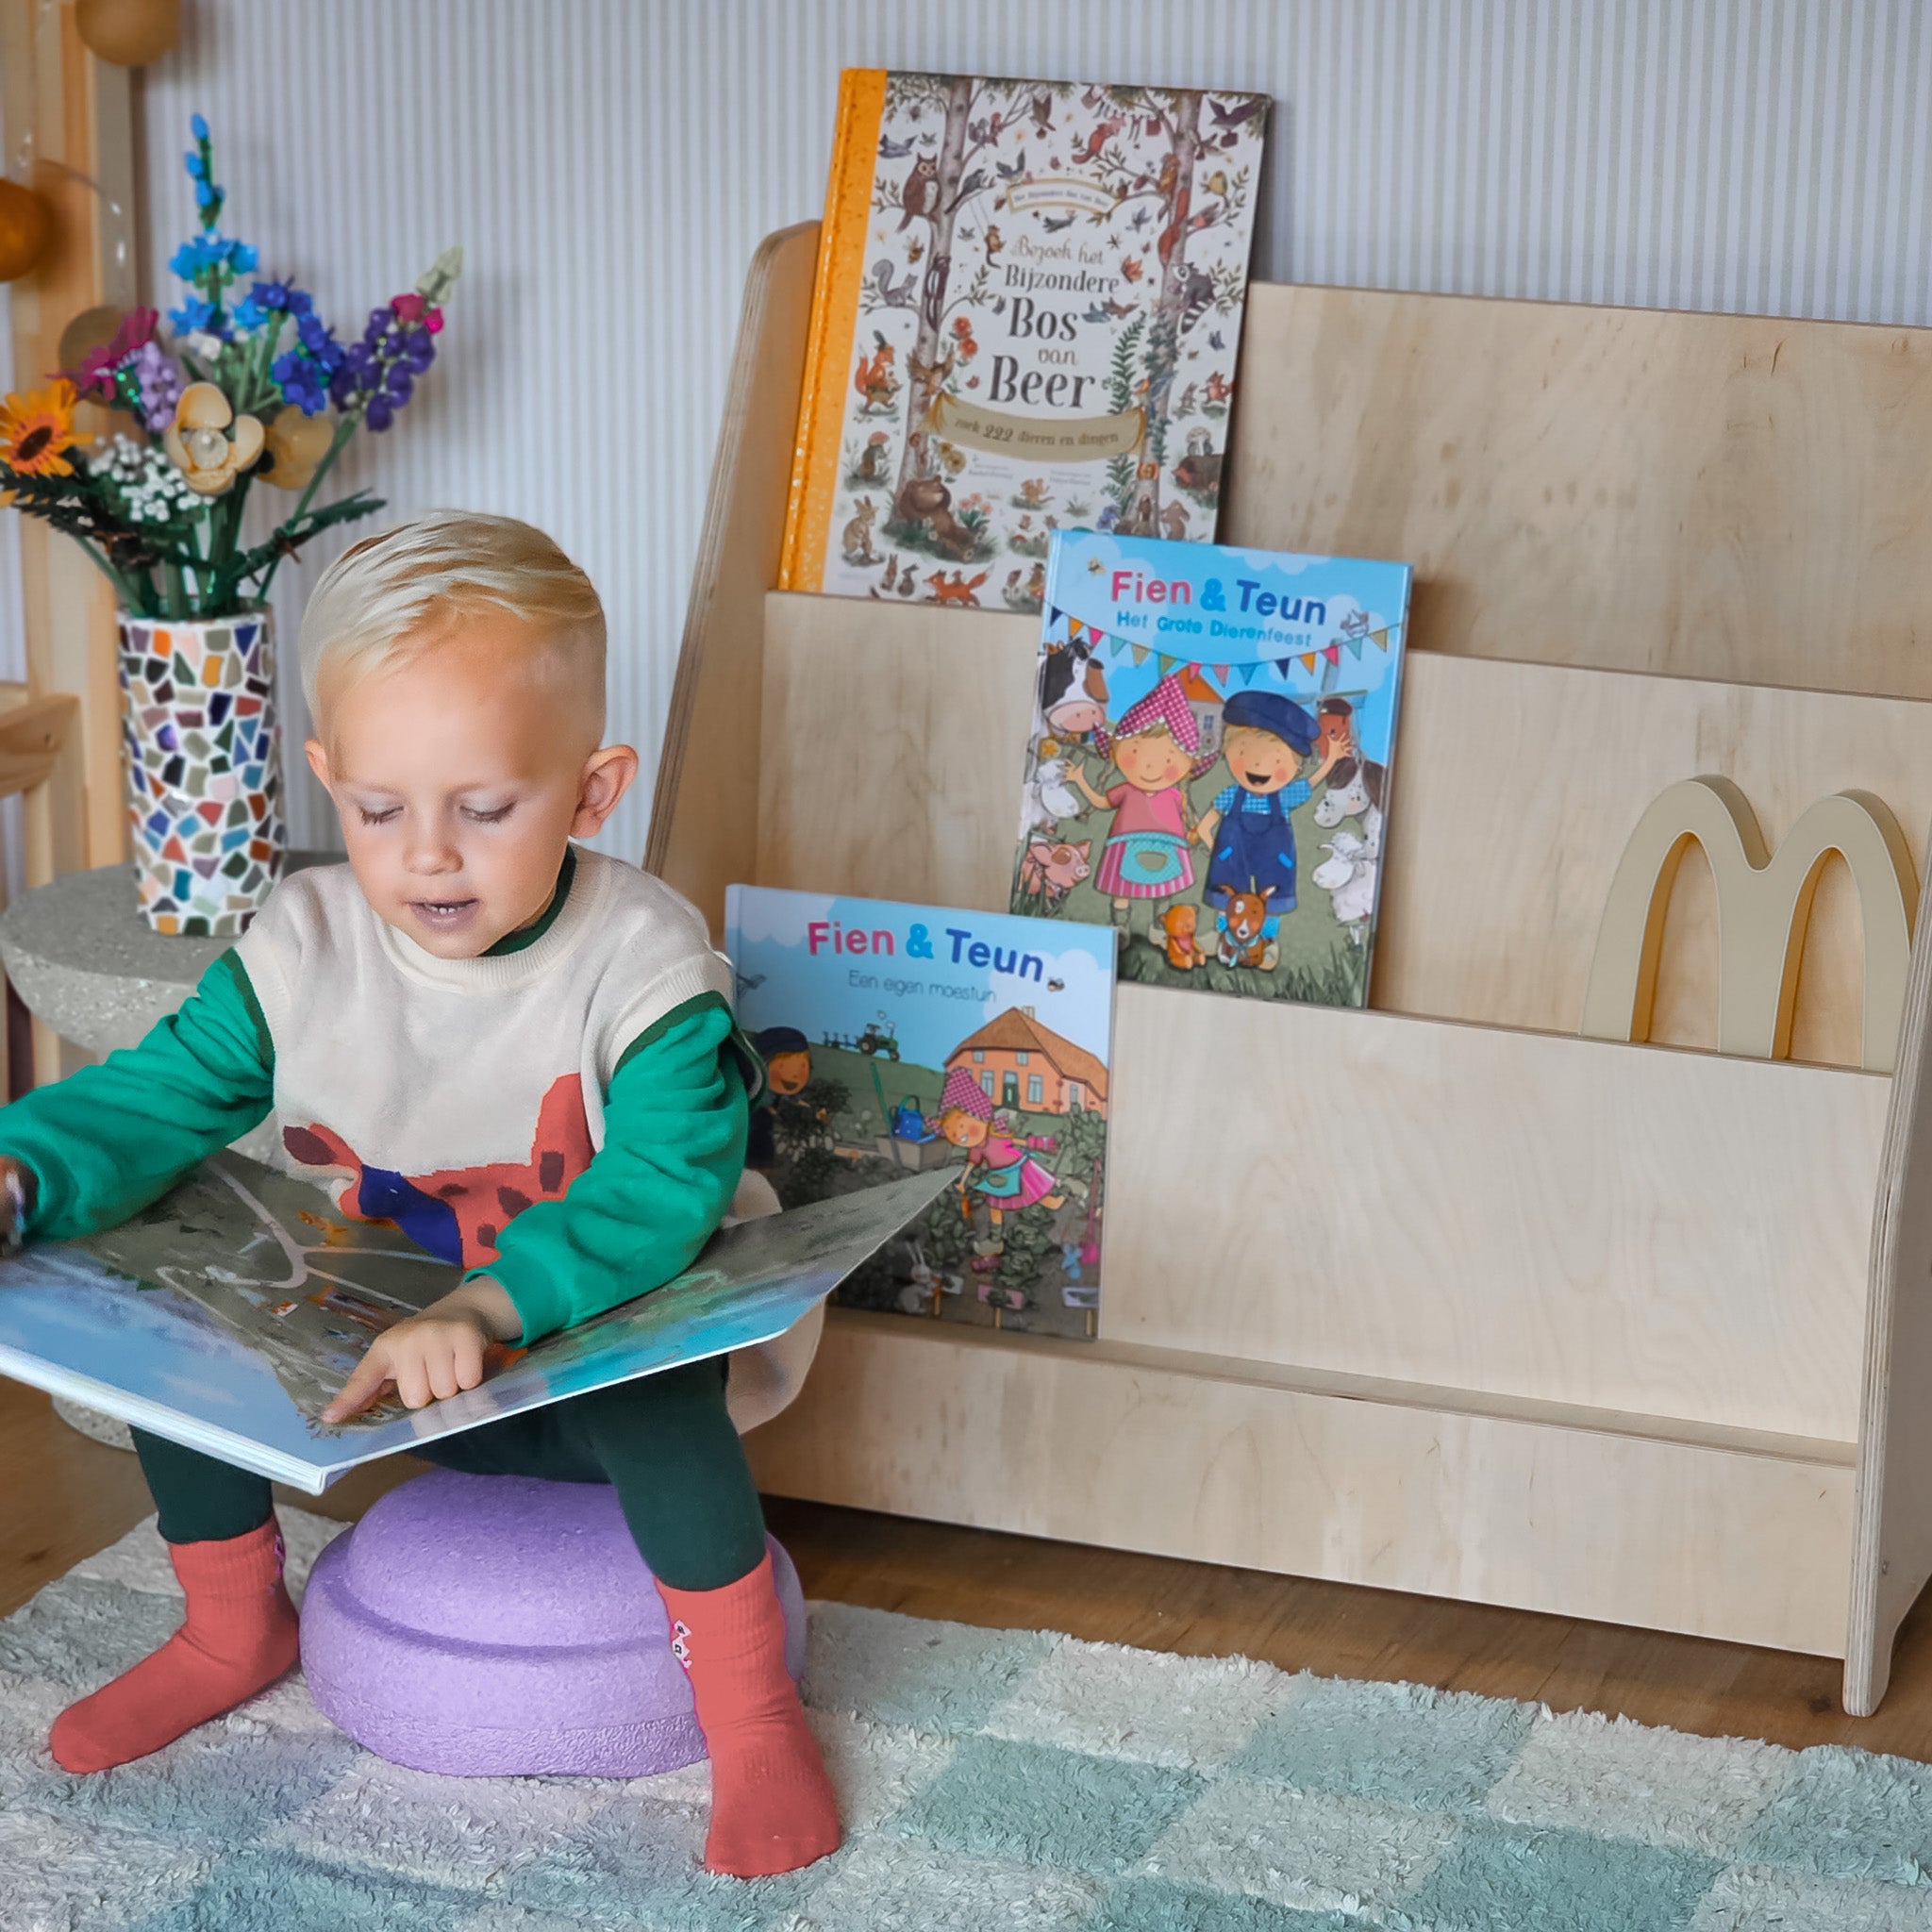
xmin=0 ymin=511 xmax=839 ymax=1879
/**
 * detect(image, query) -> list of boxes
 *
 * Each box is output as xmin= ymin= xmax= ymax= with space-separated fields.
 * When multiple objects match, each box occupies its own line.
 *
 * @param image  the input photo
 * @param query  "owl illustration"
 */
xmin=898 ymin=154 xmax=941 ymax=230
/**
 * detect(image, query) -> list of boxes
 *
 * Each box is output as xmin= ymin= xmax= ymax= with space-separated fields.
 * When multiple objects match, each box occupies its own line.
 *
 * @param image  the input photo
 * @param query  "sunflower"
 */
xmin=0 ymin=379 xmax=84 ymax=477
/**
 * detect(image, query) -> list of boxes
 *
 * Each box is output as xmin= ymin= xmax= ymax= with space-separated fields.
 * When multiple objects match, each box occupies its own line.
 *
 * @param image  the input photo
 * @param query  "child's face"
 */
xmin=305 ymin=609 xmax=637 ymax=958
xmin=1223 ymin=724 xmax=1302 ymax=794
xmin=941 ymin=1109 xmax=988 ymax=1147
xmin=1113 ymin=728 xmax=1191 ymax=791
xmin=766 ymin=1050 xmax=811 ymax=1095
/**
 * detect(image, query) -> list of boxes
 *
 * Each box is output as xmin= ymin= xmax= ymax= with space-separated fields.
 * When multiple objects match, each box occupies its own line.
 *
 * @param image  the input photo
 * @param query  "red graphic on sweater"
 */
xmin=281 ymin=1072 xmax=595 ymax=1268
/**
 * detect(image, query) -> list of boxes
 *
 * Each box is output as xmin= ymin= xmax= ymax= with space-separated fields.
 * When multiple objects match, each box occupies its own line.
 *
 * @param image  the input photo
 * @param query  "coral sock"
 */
xmin=49 ymin=1518 xmax=300 ymax=1774
xmin=656 ymin=1553 xmax=841 ymax=1878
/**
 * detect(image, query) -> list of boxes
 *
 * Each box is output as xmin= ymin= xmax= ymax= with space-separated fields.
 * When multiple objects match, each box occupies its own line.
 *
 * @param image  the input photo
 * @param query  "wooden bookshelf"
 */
xmin=651 ymin=223 xmax=1932 ymax=1715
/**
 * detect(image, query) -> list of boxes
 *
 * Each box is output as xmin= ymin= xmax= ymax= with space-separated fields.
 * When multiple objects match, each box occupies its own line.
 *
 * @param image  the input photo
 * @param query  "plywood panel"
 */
xmin=643 ymin=224 xmax=819 ymax=932
xmin=746 ymin=1316 xmax=1855 ymax=1658
xmin=1378 ymin=657 xmax=1932 ymax=1069
xmin=1099 ymin=991 xmax=1883 ymax=1443
xmin=757 ymin=595 xmax=1035 ymax=909
xmin=756 ymin=592 xmax=1932 ymax=1069
xmin=1224 ymin=286 xmax=1932 ymax=703
xmin=1848 ymin=903 xmax=1932 ymax=1714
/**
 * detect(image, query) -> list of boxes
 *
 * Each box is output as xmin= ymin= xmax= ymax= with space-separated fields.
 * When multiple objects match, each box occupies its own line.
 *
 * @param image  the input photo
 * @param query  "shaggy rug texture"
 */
xmin=5 ymin=1510 xmax=1932 ymax=1929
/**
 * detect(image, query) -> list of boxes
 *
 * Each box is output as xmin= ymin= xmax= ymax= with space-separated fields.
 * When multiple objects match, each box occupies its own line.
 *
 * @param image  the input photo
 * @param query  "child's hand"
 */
xmin=322 ymin=1276 xmax=521 ymax=1424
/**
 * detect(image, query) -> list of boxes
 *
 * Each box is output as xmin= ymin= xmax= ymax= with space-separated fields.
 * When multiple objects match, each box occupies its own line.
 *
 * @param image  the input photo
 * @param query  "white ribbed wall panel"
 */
xmin=5 ymin=0 xmax=1925 ymax=859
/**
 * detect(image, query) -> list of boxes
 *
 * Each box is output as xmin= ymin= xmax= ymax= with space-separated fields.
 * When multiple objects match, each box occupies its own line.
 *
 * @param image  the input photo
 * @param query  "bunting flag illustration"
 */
xmin=1068 ymin=617 xmax=1085 ymax=641
xmin=1324 ymin=644 xmax=1341 ymax=666
xmin=1300 ymin=653 xmax=1318 ymax=674
xmin=1131 ymin=643 xmax=1149 ymax=666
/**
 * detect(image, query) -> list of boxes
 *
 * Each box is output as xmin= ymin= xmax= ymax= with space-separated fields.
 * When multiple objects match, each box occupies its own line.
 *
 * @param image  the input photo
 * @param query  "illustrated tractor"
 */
xmin=853 ymin=1011 xmax=900 ymax=1059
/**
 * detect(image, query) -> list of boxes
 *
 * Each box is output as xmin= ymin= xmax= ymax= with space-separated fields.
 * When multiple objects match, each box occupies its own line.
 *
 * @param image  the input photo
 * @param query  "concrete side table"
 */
xmin=0 ymin=854 xmax=335 ymax=1450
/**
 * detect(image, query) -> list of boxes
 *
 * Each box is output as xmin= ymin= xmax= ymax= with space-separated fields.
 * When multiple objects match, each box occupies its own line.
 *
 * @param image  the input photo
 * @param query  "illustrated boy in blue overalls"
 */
xmin=1191 ymin=689 xmax=1346 ymax=912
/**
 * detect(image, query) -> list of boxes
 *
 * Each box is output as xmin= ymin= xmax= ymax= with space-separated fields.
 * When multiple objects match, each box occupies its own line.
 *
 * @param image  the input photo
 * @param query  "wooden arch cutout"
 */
xmin=1581 ymin=775 xmax=1920 ymax=1074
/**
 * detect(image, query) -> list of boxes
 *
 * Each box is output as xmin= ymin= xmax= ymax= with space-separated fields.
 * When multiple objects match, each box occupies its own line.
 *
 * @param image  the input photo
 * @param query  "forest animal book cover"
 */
xmin=726 ymin=887 xmax=1116 ymax=1339
xmin=779 ymin=70 xmax=1269 ymax=613
xmin=1014 ymin=531 xmax=1412 ymax=1008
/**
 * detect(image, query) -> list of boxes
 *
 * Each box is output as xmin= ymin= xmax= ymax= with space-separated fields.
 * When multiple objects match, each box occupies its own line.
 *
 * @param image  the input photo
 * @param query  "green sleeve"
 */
xmin=465 ymin=992 xmax=750 ymax=1343
xmin=0 ymin=950 xmax=275 ymax=1241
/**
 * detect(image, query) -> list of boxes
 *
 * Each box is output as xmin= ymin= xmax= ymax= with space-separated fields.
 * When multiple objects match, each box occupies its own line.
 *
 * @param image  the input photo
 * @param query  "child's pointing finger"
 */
xmin=322 ymin=1342 xmax=395 ymax=1425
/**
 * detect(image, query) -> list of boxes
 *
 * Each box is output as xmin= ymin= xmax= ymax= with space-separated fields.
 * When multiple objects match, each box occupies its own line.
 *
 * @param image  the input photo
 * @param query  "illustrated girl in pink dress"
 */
xmin=1066 ymin=675 xmax=1209 ymax=934
xmin=937 ymin=1069 xmax=1064 ymax=1263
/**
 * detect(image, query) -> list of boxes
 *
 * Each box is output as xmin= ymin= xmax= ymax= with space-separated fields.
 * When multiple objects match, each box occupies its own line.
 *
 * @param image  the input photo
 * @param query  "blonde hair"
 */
xmin=299 ymin=510 xmax=606 ymax=733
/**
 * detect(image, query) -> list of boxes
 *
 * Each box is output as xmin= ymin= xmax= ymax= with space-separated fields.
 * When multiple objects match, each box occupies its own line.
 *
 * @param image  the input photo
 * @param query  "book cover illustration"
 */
xmin=726 ymin=886 xmax=1116 ymax=1339
xmin=780 ymin=70 xmax=1269 ymax=612
xmin=0 ymin=1153 xmax=949 ymax=1491
xmin=1013 ymin=530 xmax=1413 ymax=1008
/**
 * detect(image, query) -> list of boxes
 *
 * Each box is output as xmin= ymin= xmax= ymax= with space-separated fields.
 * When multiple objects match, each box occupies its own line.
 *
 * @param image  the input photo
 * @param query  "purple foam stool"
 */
xmin=299 ymin=1469 xmax=808 ymax=1776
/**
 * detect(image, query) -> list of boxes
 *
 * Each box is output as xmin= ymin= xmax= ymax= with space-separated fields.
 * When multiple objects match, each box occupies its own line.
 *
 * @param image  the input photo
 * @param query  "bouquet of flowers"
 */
xmin=0 ymin=114 xmax=459 ymax=620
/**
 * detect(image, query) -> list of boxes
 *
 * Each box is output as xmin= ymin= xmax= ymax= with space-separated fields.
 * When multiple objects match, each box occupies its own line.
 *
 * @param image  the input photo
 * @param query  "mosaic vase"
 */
xmin=116 ymin=608 xmax=285 ymax=937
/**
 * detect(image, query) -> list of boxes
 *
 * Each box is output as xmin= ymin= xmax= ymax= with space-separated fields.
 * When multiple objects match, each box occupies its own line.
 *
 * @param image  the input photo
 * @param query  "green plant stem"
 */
xmin=254 ymin=415 xmax=358 ymax=602
xmin=163 ymin=561 xmax=190 ymax=621
xmin=68 ymin=535 xmax=147 ymax=614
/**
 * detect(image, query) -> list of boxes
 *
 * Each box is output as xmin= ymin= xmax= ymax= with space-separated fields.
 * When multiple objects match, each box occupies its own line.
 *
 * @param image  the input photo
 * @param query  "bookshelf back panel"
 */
xmin=758 ymin=591 xmax=1932 ymax=1067
xmin=1224 ymin=285 xmax=1932 ymax=702
xmin=1101 ymin=990 xmax=1883 ymax=1442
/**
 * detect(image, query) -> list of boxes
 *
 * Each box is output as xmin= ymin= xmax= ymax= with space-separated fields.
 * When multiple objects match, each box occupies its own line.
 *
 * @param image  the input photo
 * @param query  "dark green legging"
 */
xmin=129 ymin=1357 xmax=768 ymax=1591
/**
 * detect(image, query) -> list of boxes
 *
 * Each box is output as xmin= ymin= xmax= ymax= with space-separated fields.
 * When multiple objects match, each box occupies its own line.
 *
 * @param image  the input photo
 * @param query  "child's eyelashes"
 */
xmin=350 ymin=804 xmax=515 ymax=826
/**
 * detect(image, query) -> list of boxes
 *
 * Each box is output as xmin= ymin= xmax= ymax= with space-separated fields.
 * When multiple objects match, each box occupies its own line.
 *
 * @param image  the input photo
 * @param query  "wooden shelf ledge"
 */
xmin=747 ymin=1308 xmax=1856 ymax=1658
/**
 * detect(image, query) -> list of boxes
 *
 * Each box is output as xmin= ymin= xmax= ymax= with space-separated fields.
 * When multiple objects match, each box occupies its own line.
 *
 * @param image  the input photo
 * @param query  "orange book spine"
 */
xmin=777 ymin=69 xmax=887 ymax=593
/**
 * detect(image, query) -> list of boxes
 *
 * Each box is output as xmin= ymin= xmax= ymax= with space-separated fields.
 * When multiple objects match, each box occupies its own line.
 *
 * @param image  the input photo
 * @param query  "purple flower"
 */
xmin=130 ymin=341 xmax=183 ymax=433
xmin=364 ymin=394 xmax=394 ymax=431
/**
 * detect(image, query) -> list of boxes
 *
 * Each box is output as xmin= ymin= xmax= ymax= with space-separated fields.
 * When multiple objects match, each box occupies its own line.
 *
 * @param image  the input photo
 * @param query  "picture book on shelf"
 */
xmin=778 ymin=69 xmax=1269 ymax=613
xmin=0 ymin=1153 xmax=949 ymax=1492
xmin=1013 ymin=530 xmax=1413 ymax=1008
xmin=726 ymin=886 xmax=1117 ymax=1340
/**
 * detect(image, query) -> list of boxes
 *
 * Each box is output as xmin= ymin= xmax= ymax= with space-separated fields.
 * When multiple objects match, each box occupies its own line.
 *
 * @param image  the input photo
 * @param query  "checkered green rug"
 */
xmin=6 ymin=1511 xmax=1932 ymax=1929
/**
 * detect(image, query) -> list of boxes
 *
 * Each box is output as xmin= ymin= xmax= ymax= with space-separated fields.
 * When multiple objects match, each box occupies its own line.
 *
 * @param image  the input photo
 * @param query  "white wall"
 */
xmin=8 ymin=0 xmax=1926 ymax=859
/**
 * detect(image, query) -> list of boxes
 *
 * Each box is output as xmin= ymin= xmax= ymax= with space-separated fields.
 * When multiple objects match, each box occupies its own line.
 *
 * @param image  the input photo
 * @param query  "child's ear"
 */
xmin=571 ymin=744 xmax=640 ymax=838
xmin=303 ymin=737 xmax=332 ymax=791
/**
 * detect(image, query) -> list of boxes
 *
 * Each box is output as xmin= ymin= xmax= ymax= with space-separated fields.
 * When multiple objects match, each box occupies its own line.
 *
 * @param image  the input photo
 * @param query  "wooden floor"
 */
xmin=8 ymin=1374 xmax=1932 ymax=1761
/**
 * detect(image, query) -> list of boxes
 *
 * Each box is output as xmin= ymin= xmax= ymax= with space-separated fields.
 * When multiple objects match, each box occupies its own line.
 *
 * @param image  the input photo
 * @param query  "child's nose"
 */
xmin=402 ymin=824 xmax=463 ymax=873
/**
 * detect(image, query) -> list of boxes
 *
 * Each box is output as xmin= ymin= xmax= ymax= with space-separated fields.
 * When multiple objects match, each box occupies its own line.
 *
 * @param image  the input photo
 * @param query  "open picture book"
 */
xmin=0 ymin=1153 xmax=949 ymax=1492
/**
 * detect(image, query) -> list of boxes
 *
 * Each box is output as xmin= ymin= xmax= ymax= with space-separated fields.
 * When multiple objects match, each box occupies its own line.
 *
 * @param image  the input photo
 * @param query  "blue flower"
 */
xmin=191 ymin=113 xmax=209 ymax=142
xmin=168 ymin=294 xmax=217 ymax=335
xmin=184 ymin=150 xmax=206 ymax=179
xmin=273 ymin=348 xmax=331 ymax=416
xmin=231 ymin=292 xmax=269 ymax=332
xmin=230 ymin=241 xmax=258 ymax=274
xmin=293 ymin=311 xmax=342 ymax=371
xmin=194 ymin=179 xmax=217 ymax=210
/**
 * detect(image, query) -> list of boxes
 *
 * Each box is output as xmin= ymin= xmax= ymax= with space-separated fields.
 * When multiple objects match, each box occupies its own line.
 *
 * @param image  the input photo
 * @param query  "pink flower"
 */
xmin=390 ymin=292 xmax=425 ymax=324
xmin=64 ymin=308 xmax=158 ymax=400
xmin=423 ymin=307 xmax=444 ymax=334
